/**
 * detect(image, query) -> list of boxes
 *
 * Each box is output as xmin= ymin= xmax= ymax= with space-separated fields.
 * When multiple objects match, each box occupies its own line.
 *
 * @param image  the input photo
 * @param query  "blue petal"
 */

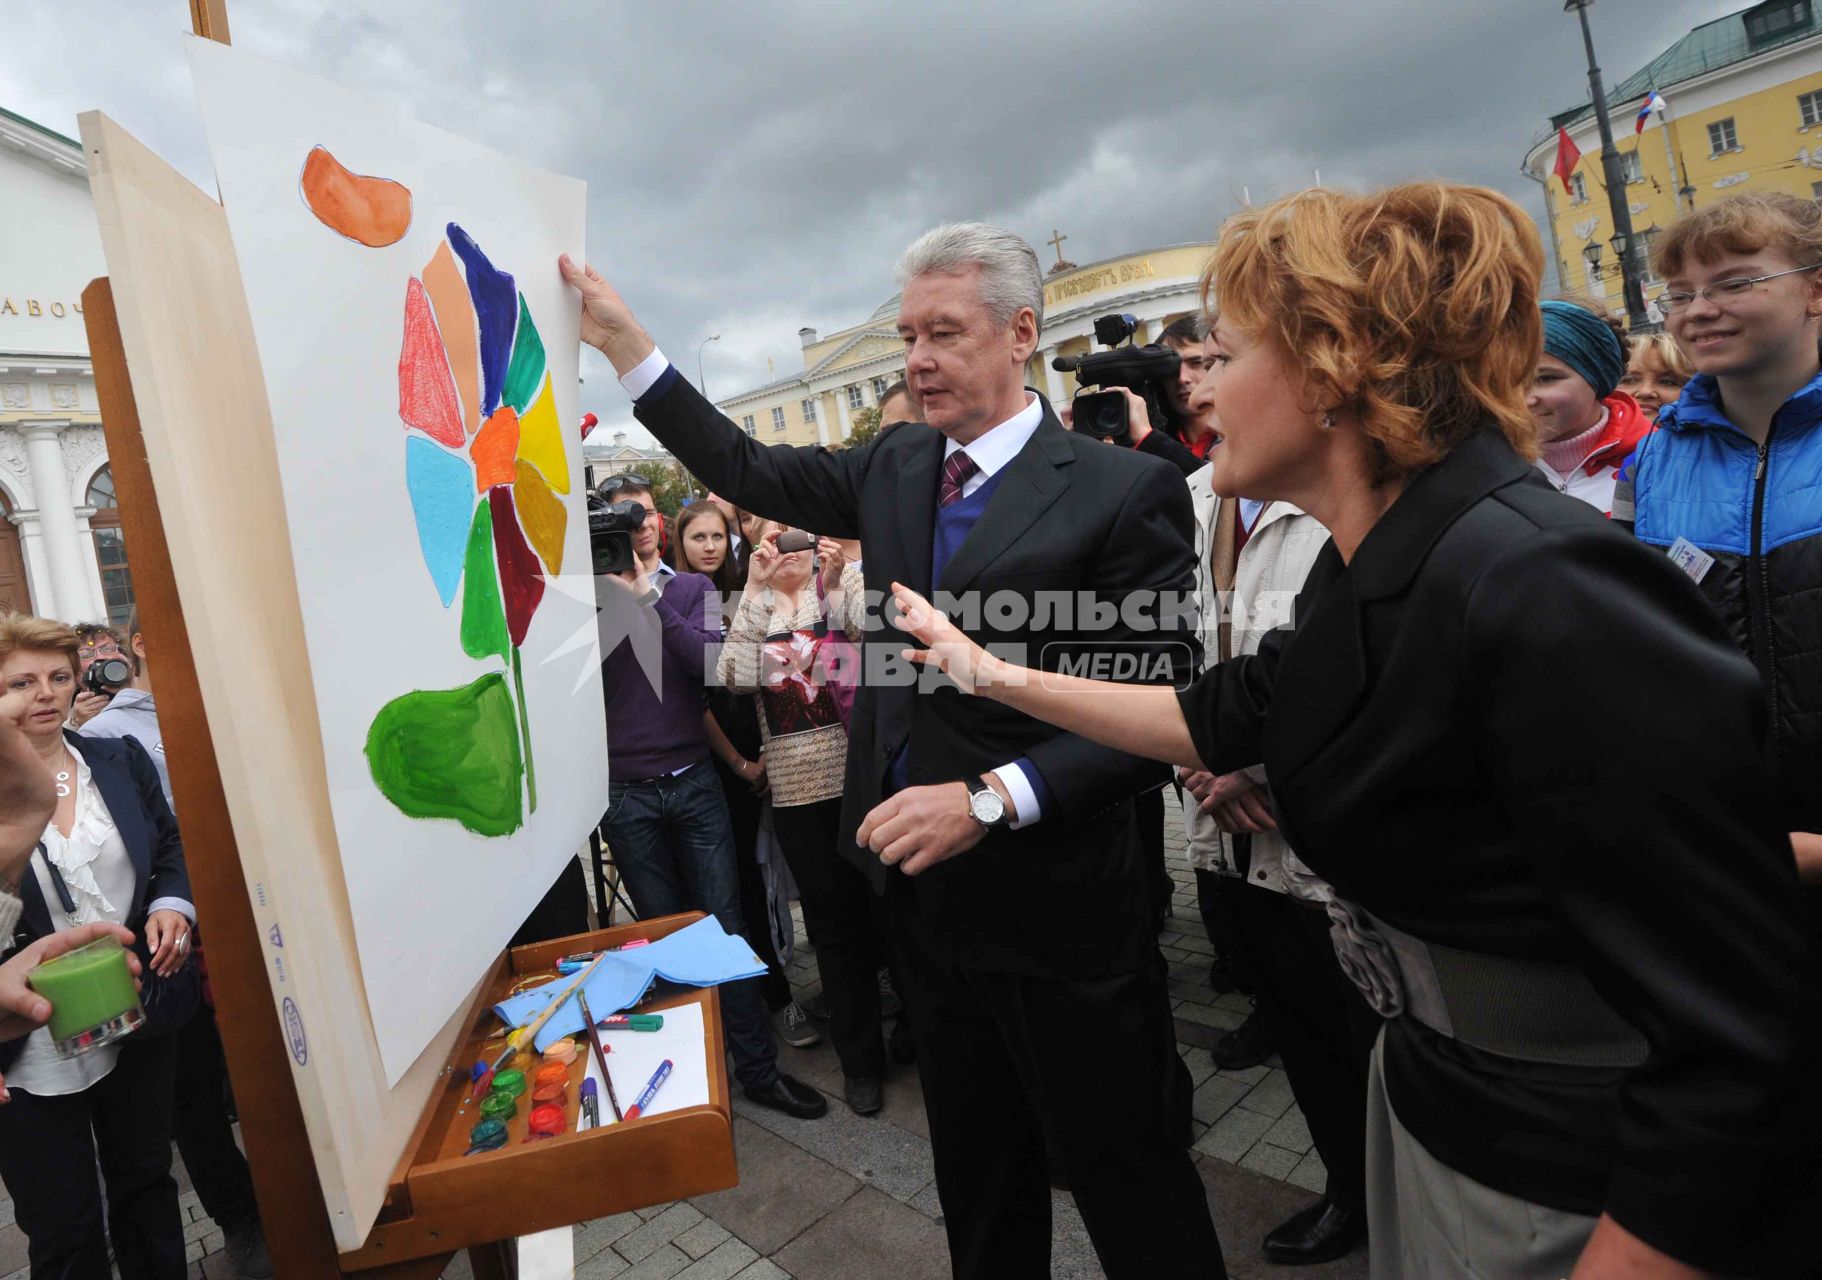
xmin=405 ymin=435 xmax=475 ymax=606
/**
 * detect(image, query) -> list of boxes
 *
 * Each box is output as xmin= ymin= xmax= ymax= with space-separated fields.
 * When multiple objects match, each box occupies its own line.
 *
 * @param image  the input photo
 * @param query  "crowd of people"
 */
xmin=559 ymin=182 xmax=1822 ymax=1279
xmin=3 ymin=182 xmax=1820 ymax=1279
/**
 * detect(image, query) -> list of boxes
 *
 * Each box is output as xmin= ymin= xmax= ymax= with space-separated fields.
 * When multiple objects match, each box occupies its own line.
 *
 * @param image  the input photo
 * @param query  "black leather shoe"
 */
xmin=745 ymin=1073 xmax=828 ymax=1119
xmin=888 ymin=1017 xmax=916 ymax=1065
xmin=844 ymin=1074 xmax=884 ymax=1115
xmin=1262 ymin=1197 xmax=1365 ymax=1265
xmin=1210 ymin=1005 xmax=1275 ymax=1070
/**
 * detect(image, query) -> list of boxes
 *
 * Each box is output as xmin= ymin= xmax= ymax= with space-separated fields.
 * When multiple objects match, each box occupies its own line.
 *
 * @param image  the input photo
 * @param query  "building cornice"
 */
xmin=0 ymin=107 xmax=86 ymax=181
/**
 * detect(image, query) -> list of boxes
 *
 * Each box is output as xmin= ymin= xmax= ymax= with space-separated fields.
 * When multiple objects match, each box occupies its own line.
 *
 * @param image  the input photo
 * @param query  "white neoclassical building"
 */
xmin=0 ymin=105 xmax=132 ymax=626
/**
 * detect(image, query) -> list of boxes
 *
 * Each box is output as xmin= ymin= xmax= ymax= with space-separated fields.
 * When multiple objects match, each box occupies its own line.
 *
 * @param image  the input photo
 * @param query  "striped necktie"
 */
xmin=939 ymin=449 xmax=979 ymax=508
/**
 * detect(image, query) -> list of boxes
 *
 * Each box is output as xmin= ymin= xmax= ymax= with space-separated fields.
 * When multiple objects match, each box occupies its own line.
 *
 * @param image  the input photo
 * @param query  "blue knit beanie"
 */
xmin=1540 ymin=301 xmax=1626 ymax=400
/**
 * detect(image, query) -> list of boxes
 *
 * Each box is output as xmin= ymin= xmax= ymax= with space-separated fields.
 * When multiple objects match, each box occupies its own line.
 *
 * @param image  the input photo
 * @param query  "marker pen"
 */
xmin=623 ymin=1059 xmax=673 ymax=1121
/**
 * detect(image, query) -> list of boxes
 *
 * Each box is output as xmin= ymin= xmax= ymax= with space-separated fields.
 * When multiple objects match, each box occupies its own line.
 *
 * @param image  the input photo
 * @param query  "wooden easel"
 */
xmin=72 ymin=6 xmax=737 ymax=1276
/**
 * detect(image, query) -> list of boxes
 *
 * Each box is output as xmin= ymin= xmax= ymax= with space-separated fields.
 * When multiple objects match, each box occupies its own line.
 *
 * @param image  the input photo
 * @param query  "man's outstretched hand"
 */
xmin=558 ymin=255 xmax=655 ymax=375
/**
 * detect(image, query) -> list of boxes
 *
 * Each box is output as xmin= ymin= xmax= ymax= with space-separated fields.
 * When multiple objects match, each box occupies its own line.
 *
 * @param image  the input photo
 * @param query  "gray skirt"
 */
xmin=1365 ymin=1029 xmax=1598 ymax=1279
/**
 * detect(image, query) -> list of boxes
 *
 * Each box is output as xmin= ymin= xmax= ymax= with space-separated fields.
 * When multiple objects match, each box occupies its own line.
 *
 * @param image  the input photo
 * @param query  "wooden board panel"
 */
xmin=85 ymin=277 xmax=344 ymax=1275
xmin=78 ymin=109 xmax=472 ymax=1251
xmin=340 ymin=913 xmax=736 ymax=1271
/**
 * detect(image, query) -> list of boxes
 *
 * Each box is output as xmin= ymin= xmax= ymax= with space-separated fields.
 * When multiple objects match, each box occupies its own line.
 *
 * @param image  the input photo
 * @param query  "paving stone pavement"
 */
xmin=0 ymin=807 xmax=1362 ymax=1278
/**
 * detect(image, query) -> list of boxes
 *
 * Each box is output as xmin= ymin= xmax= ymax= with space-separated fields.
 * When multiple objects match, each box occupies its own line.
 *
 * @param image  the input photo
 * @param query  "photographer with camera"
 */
xmin=68 ymin=623 xmax=133 ymax=730
xmin=591 ymin=478 xmax=828 ymax=1122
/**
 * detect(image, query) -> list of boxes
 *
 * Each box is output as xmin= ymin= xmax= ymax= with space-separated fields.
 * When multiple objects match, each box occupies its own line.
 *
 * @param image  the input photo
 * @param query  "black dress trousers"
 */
xmin=888 ymin=884 xmax=1225 ymax=1280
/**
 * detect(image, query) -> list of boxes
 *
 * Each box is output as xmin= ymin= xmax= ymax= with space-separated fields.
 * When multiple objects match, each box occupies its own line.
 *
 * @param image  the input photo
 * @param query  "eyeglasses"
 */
xmin=597 ymin=473 xmax=651 ymax=497
xmin=1657 ymin=264 xmax=1822 ymax=313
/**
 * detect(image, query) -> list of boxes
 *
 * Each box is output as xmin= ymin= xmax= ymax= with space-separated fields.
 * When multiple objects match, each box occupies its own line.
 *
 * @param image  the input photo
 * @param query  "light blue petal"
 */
xmin=405 ymin=434 xmax=474 ymax=606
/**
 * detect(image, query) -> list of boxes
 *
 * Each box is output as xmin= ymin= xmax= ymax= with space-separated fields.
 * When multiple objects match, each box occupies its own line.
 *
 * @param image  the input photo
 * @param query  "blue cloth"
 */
xmin=1541 ymin=300 xmax=1627 ymax=399
xmin=593 ymin=764 xmax=780 ymax=1089
xmin=493 ymin=913 xmax=767 ymax=1053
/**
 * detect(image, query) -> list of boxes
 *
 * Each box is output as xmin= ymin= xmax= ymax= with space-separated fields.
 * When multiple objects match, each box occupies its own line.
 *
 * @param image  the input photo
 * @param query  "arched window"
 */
xmin=86 ymin=466 xmax=135 ymax=627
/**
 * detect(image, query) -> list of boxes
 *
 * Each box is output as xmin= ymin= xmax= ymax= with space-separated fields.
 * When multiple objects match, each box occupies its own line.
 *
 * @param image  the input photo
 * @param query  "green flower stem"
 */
xmin=512 ymin=645 xmax=537 ymax=813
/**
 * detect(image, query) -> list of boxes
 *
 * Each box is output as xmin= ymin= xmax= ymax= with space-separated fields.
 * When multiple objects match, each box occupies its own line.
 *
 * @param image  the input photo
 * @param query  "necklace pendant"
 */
xmin=55 ymin=769 xmax=72 ymax=799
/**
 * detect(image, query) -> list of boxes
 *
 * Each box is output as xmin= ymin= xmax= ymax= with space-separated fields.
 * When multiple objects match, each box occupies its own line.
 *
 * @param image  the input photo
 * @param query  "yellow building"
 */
xmin=1524 ymin=0 xmax=1822 ymax=317
xmin=715 ymin=243 xmax=1215 ymax=446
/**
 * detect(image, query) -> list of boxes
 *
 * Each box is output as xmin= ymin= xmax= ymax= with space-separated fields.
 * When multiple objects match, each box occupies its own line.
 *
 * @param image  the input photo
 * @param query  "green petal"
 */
xmin=502 ymin=293 xmax=546 ymax=414
xmin=460 ymin=500 xmax=510 ymax=661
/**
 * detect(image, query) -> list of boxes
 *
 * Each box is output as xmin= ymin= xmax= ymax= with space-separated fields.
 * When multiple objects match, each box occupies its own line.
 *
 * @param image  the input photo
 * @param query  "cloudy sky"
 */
xmin=8 ymin=0 xmax=1719 ymax=444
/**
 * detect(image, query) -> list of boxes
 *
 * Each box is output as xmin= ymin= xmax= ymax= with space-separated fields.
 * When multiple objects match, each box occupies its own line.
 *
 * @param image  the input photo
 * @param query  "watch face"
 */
xmin=971 ymin=788 xmax=1007 ymax=825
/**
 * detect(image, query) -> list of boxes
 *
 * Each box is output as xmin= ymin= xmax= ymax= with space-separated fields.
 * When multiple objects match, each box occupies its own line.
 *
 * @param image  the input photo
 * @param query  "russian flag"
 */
xmin=1636 ymin=91 xmax=1668 ymax=134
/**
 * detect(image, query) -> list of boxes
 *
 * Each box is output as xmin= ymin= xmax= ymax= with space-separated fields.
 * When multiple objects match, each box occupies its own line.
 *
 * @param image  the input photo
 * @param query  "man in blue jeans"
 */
xmin=596 ymin=478 xmax=825 ymax=1119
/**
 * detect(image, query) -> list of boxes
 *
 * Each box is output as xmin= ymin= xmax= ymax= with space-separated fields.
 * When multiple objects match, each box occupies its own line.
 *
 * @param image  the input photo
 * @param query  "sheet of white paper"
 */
xmin=580 ymin=1003 xmax=712 ymax=1126
xmin=186 ymin=38 xmax=607 ymax=1084
xmin=516 ymin=1228 xmax=573 ymax=1280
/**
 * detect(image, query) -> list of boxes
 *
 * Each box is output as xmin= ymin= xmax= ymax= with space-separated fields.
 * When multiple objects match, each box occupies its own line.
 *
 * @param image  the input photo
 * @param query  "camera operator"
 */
xmin=1057 ymin=314 xmax=1210 ymax=476
xmin=592 ymin=476 xmax=828 ymax=1122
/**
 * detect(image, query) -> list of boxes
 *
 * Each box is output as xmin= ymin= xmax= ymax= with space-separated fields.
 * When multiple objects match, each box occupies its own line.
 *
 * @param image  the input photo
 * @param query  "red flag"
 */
xmin=1553 ymin=128 xmax=1583 ymax=192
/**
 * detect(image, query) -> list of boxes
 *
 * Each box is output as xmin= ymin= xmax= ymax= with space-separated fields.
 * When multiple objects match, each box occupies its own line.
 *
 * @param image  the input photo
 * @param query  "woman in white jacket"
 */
xmin=1179 ymin=462 xmax=1378 ymax=1266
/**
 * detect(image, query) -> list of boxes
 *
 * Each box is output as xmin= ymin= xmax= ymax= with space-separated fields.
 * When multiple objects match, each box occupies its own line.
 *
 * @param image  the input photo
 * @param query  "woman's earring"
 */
xmin=1320 ymin=412 xmax=1336 ymax=430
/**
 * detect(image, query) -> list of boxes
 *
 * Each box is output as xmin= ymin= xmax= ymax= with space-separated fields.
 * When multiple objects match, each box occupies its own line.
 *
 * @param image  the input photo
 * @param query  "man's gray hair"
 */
xmin=896 ymin=222 xmax=1045 ymax=339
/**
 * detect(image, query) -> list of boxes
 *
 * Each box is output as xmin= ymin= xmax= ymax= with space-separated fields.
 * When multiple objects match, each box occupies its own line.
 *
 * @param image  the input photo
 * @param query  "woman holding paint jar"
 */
xmin=0 ymin=612 xmax=194 ymax=1279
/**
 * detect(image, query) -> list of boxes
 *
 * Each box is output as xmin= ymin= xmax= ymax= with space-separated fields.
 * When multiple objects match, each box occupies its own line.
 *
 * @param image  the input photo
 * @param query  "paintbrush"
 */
xmin=490 ymin=951 xmax=611 ymax=1074
xmin=577 ymin=991 xmax=624 ymax=1122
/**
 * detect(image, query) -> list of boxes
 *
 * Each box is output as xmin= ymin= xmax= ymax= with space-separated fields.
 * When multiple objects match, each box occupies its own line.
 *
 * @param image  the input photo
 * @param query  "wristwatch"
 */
xmin=964 ymin=776 xmax=1009 ymax=829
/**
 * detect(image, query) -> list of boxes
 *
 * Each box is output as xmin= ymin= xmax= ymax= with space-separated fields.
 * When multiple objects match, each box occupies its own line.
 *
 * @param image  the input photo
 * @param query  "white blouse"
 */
xmin=8 ymin=744 xmax=132 ymax=1097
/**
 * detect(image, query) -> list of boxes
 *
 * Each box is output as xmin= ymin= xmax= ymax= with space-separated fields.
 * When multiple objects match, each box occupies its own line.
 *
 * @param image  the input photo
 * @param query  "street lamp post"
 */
xmin=696 ymin=333 xmax=722 ymax=399
xmin=1565 ymin=0 xmax=1651 ymax=331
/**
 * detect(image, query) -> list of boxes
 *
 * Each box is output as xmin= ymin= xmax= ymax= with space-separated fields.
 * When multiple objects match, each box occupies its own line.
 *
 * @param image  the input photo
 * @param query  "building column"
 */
xmin=74 ymin=509 xmax=109 ymax=621
xmin=20 ymin=422 xmax=92 ymax=622
xmin=13 ymin=512 xmax=53 ymax=617
xmin=836 ymin=389 xmax=853 ymax=442
xmin=1041 ymin=346 xmax=1068 ymax=405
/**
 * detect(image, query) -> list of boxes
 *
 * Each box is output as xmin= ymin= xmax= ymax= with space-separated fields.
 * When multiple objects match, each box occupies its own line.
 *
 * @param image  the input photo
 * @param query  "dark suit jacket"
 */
xmin=1 ymin=732 xmax=191 ymax=1072
xmin=636 ymin=377 xmax=1198 ymax=978
xmin=1178 ymin=427 xmax=1818 ymax=1270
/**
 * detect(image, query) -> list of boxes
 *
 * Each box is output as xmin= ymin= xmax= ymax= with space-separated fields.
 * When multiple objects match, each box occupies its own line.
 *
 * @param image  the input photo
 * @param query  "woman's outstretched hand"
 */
xmin=890 ymin=581 xmax=1003 ymax=695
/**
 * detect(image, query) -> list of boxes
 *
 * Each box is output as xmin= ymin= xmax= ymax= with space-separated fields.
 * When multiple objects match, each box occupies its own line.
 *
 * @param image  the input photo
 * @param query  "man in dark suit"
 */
xmin=561 ymin=224 xmax=1224 ymax=1278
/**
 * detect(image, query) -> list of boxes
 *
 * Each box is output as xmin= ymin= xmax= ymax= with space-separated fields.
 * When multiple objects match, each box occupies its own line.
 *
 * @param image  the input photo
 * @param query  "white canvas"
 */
xmin=187 ymin=38 xmax=607 ymax=1084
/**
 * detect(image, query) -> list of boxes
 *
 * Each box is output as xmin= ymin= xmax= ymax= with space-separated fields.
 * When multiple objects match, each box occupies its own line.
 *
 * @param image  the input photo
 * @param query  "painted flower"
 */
xmin=364 ymin=224 xmax=570 ymax=836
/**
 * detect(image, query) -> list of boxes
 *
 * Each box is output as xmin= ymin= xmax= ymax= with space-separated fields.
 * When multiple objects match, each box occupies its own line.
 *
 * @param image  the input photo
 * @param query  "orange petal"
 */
xmin=473 ymin=407 xmax=520 ymax=491
xmin=424 ymin=242 xmax=481 ymax=436
xmin=515 ymin=460 xmax=567 ymax=575
xmin=300 ymin=146 xmax=412 ymax=247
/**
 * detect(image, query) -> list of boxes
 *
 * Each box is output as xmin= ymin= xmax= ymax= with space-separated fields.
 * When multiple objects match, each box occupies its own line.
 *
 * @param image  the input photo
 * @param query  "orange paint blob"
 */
xmin=299 ymin=146 xmax=411 ymax=247
xmin=473 ymin=408 xmax=520 ymax=491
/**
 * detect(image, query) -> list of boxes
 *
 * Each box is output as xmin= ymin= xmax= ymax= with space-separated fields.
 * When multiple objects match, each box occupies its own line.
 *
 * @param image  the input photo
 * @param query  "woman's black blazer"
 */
xmin=1177 ymin=427 xmax=1817 ymax=1270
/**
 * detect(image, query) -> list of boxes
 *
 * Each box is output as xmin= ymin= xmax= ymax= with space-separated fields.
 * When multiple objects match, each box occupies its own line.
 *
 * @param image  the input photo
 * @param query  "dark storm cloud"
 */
xmin=4 ymin=0 xmax=1721 ymax=440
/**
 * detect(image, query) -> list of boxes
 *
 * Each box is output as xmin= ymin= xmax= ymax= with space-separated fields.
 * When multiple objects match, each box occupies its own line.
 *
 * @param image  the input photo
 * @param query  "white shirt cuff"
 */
xmin=991 ymin=764 xmax=1042 ymax=830
xmin=146 ymin=896 xmax=196 ymax=925
xmin=618 ymin=347 xmax=672 ymax=400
